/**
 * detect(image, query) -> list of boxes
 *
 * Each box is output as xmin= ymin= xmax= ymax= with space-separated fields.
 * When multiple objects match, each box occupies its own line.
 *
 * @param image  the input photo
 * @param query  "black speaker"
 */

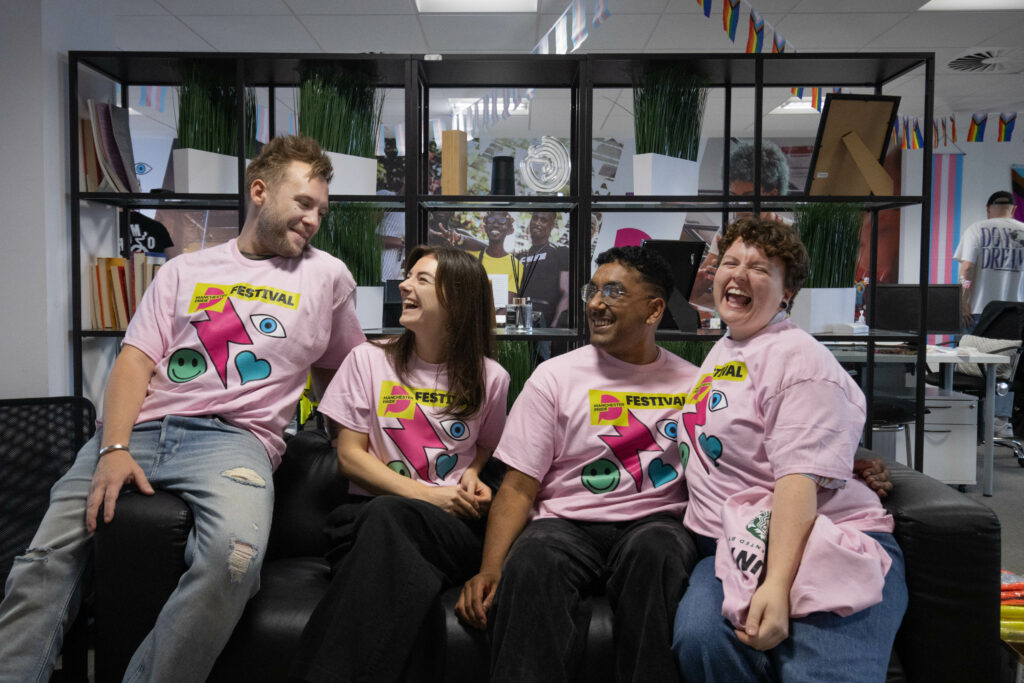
xmin=490 ymin=156 xmax=515 ymax=195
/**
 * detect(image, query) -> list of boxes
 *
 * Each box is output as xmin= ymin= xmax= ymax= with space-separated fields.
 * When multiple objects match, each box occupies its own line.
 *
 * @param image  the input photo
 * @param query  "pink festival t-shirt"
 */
xmin=680 ymin=317 xmax=893 ymax=539
xmin=495 ymin=345 xmax=699 ymax=522
xmin=318 ymin=342 xmax=510 ymax=495
xmin=124 ymin=239 xmax=365 ymax=467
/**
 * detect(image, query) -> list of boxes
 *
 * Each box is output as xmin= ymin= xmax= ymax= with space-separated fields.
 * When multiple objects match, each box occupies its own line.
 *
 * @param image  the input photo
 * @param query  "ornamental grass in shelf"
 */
xmin=176 ymin=63 xmax=256 ymax=157
xmin=297 ymin=66 xmax=383 ymax=157
xmin=632 ymin=66 xmax=709 ymax=161
xmin=311 ymin=203 xmax=384 ymax=287
xmin=793 ymin=202 xmax=863 ymax=288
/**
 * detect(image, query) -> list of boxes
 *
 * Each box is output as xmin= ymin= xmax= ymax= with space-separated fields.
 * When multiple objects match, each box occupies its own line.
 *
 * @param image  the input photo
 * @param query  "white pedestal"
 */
xmin=172 ymin=148 xmax=242 ymax=194
xmin=632 ymin=154 xmax=699 ymax=196
xmin=356 ymin=285 xmax=384 ymax=330
xmin=325 ymin=152 xmax=377 ymax=196
xmin=789 ymin=288 xmax=856 ymax=334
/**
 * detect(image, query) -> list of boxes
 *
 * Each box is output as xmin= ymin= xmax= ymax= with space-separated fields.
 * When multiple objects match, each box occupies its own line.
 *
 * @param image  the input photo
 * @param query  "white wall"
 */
xmin=0 ymin=2 xmax=115 ymax=399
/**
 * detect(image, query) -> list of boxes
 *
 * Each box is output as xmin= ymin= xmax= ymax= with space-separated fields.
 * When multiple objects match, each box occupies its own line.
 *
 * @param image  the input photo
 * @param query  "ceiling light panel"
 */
xmin=919 ymin=0 xmax=1024 ymax=10
xmin=416 ymin=0 xmax=537 ymax=11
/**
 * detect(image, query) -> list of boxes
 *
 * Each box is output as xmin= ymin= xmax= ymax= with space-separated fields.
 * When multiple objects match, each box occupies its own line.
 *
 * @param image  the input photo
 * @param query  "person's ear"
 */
xmin=250 ymin=179 xmax=268 ymax=207
xmin=647 ymin=296 xmax=666 ymax=325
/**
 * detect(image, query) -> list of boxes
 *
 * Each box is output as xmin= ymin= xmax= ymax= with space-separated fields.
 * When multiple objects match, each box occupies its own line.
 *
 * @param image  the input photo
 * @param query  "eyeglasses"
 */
xmin=483 ymin=214 xmax=511 ymax=226
xmin=580 ymin=283 xmax=629 ymax=303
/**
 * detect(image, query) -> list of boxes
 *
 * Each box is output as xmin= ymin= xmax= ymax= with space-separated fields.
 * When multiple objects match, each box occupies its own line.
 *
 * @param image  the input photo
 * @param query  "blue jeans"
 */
xmin=0 ymin=416 xmax=274 ymax=683
xmin=672 ymin=532 xmax=907 ymax=683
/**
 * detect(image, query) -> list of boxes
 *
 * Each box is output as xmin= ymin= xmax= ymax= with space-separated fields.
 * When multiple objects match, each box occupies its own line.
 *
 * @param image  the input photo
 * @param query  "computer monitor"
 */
xmin=866 ymin=283 xmax=963 ymax=334
xmin=640 ymin=239 xmax=706 ymax=332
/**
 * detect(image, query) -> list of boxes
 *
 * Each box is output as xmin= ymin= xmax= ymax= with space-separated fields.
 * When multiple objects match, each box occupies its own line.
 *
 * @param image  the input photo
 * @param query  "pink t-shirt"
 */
xmin=495 ymin=345 xmax=699 ymax=522
xmin=318 ymin=342 xmax=510 ymax=495
xmin=680 ymin=317 xmax=893 ymax=538
xmin=124 ymin=239 xmax=365 ymax=467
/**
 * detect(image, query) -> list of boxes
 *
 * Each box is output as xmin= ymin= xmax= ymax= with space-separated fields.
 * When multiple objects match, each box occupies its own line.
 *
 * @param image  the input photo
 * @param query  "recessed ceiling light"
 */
xmin=769 ymin=97 xmax=821 ymax=115
xmin=919 ymin=0 xmax=1024 ymax=9
xmin=416 ymin=0 xmax=537 ymax=11
xmin=448 ymin=97 xmax=529 ymax=116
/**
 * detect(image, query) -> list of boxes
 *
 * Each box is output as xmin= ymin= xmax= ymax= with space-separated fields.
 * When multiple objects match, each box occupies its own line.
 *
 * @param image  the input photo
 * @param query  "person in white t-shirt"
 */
xmin=954 ymin=190 xmax=1024 ymax=437
xmin=0 ymin=135 xmax=366 ymax=682
xmin=672 ymin=217 xmax=907 ymax=682
xmin=291 ymin=245 xmax=510 ymax=683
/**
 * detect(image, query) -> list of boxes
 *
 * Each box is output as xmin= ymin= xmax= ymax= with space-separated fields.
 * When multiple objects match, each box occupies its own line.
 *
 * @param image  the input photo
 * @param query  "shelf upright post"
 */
xmin=913 ymin=55 xmax=936 ymax=473
xmin=406 ymin=57 xmax=423 ymax=253
xmin=236 ymin=58 xmax=247 ymax=230
xmin=575 ymin=57 xmax=593 ymax=347
xmin=722 ymin=84 xmax=732 ymax=235
xmin=752 ymin=57 xmax=763 ymax=217
xmin=69 ymin=54 xmax=83 ymax=400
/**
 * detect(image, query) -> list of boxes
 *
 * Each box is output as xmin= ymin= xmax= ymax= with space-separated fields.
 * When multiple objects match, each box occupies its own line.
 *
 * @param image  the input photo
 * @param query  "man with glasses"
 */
xmin=456 ymin=246 xmax=699 ymax=683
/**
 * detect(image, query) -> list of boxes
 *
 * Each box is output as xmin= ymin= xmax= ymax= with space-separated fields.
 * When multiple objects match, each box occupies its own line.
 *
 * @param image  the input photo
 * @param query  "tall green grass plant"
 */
xmin=298 ymin=66 xmax=383 ymax=157
xmin=176 ymin=63 xmax=256 ymax=157
xmin=794 ymin=202 xmax=863 ymax=288
xmin=633 ymin=67 xmax=709 ymax=161
xmin=311 ymin=204 xmax=384 ymax=286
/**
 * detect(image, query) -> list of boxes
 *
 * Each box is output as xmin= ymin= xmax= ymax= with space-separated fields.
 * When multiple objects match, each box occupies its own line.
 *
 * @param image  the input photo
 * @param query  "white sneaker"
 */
xmin=995 ymin=416 xmax=1014 ymax=439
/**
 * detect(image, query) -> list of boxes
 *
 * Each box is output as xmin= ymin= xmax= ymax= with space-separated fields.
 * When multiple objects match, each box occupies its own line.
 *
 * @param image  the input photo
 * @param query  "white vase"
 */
xmin=356 ymin=285 xmax=384 ymax=330
xmin=789 ymin=288 xmax=857 ymax=334
xmin=632 ymin=153 xmax=699 ymax=196
xmin=325 ymin=152 xmax=378 ymax=196
xmin=172 ymin=148 xmax=243 ymax=194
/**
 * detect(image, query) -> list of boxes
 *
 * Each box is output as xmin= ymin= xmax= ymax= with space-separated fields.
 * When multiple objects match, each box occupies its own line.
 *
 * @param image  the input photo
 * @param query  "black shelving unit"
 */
xmin=68 ymin=50 xmax=934 ymax=468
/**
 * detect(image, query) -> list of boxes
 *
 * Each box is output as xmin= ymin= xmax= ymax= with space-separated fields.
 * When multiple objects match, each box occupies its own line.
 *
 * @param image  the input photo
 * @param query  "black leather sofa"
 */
xmin=93 ymin=430 xmax=1001 ymax=682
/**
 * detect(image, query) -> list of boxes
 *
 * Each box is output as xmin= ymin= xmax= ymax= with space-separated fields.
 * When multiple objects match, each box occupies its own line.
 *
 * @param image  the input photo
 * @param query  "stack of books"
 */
xmin=88 ymin=252 xmax=165 ymax=330
xmin=79 ymin=99 xmax=141 ymax=193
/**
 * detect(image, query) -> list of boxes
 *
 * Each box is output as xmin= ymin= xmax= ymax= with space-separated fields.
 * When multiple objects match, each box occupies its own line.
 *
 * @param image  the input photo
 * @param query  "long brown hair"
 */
xmin=377 ymin=245 xmax=496 ymax=418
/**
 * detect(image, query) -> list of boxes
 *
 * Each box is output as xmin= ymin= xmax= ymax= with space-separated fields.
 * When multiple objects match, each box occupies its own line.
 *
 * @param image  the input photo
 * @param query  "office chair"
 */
xmin=0 ymin=396 xmax=96 ymax=682
xmin=925 ymin=300 xmax=1024 ymax=465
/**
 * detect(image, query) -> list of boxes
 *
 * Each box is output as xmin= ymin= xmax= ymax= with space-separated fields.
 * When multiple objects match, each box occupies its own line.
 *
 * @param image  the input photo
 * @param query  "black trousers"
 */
xmin=490 ymin=514 xmax=697 ymax=683
xmin=290 ymin=496 xmax=484 ymax=683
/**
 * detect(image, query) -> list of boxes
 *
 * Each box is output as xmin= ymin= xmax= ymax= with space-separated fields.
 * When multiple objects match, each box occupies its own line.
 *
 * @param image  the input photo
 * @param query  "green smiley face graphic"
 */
xmin=581 ymin=458 xmax=620 ymax=494
xmin=387 ymin=461 xmax=412 ymax=478
xmin=168 ymin=348 xmax=207 ymax=383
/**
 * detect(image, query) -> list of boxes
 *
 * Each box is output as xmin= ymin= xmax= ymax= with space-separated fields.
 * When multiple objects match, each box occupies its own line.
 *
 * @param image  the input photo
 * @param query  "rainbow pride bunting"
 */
xmin=941 ymin=118 xmax=948 ymax=146
xmin=571 ymin=0 xmax=588 ymax=51
xmin=593 ymin=0 xmax=610 ymax=27
xmin=724 ymin=0 xmax=740 ymax=42
xmin=951 ymin=115 xmax=957 ymax=143
xmin=933 ymin=119 xmax=939 ymax=148
xmin=772 ymin=33 xmax=787 ymax=53
xmin=697 ymin=0 xmax=712 ymax=18
xmin=912 ymin=119 xmax=923 ymax=149
xmin=791 ymin=87 xmax=804 ymax=99
xmin=968 ymin=113 xmax=987 ymax=142
xmin=999 ymin=112 xmax=1016 ymax=142
xmin=746 ymin=9 xmax=765 ymax=53
xmin=902 ymin=118 xmax=909 ymax=150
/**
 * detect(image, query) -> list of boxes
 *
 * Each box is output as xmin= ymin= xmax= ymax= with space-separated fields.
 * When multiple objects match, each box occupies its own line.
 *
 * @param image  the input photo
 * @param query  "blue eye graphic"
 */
xmin=656 ymin=419 xmax=678 ymax=440
xmin=134 ymin=161 xmax=153 ymax=176
xmin=709 ymin=391 xmax=728 ymax=411
xmin=250 ymin=314 xmax=286 ymax=338
xmin=440 ymin=419 xmax=469 ymax=441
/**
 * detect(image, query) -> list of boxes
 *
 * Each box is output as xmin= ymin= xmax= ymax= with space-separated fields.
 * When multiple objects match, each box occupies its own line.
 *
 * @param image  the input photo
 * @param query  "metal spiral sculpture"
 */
xmin=519 ymin=136 xmax=571 ymax=194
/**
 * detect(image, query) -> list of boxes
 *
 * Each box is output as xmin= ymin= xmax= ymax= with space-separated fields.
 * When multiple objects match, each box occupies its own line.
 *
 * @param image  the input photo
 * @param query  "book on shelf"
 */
xmin=85 ymin=99 xmax=140 ymax=193
xmin=87 ymin=252 xmax=166 ymax=331
xmin=79 ymin=118 xmax=102 ymax=192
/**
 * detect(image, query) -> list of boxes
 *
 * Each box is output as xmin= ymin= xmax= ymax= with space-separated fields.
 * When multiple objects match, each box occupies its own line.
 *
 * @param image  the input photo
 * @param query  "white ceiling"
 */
xmin=101 ymin=0 xmax=1024 ymax=141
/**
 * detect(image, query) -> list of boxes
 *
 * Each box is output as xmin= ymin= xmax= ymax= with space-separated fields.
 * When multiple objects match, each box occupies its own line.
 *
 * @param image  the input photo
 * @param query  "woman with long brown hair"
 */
xmin=291 ymin=245 xmax=510 ymax=682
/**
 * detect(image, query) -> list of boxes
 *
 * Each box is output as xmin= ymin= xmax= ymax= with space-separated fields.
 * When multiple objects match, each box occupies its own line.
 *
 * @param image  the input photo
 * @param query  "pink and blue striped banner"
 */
xmin=930 ymin=153 xmax=965 ymax=343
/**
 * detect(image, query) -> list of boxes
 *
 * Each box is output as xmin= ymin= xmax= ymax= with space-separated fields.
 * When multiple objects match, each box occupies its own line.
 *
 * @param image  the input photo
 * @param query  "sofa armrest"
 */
xmin=93 ymin=490 xmax=193 ymax=682
xmin=877 ymin=457 xmax=1001 ymax=683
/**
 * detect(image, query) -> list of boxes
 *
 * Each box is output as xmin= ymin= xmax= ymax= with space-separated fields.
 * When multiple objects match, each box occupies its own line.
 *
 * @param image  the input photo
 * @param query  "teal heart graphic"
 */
xmin=698 ymin=433 xmax=723 ymax=463
xmin=235 ymin=351 xmax=271 ymax=385
xmin=648 ymin=458 xmax=678 ymax=488
xmin=436 ymin=453 xmax=457 ymax=479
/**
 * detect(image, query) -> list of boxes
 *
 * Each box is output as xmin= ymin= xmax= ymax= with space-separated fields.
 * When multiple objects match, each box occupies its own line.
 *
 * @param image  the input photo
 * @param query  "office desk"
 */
xmin=827 ymin=344 xmax=1006 ymax=496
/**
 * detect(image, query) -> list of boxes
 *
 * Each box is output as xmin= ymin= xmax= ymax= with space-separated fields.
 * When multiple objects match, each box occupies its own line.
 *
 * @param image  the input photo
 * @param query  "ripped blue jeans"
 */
xmin=0 ymin=416 xmax=274 ymax=683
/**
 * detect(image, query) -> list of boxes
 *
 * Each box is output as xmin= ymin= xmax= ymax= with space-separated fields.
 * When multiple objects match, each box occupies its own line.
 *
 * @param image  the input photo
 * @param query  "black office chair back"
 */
xmin=0 ymin=396 xmax=96 ymax=597
xmin=973 ymin=301 xmax=1024 ymax=342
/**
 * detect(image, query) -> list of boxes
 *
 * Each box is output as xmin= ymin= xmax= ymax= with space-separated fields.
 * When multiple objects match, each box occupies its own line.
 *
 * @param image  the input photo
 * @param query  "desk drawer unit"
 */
xmin=922 ymin=388 xmax=977 ymax=486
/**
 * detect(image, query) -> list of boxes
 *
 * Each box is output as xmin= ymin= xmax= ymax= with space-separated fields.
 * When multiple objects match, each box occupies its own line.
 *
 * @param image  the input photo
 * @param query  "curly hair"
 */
xmin=718 ymin=217 xmax=809 ymax=297
xmin=595 ymin=246 xmax=674 ymax=301
xmin=244 ymin=135 xmax=333 ymax=203
xmin=729 ymin=140 xmax=789 ymax=196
